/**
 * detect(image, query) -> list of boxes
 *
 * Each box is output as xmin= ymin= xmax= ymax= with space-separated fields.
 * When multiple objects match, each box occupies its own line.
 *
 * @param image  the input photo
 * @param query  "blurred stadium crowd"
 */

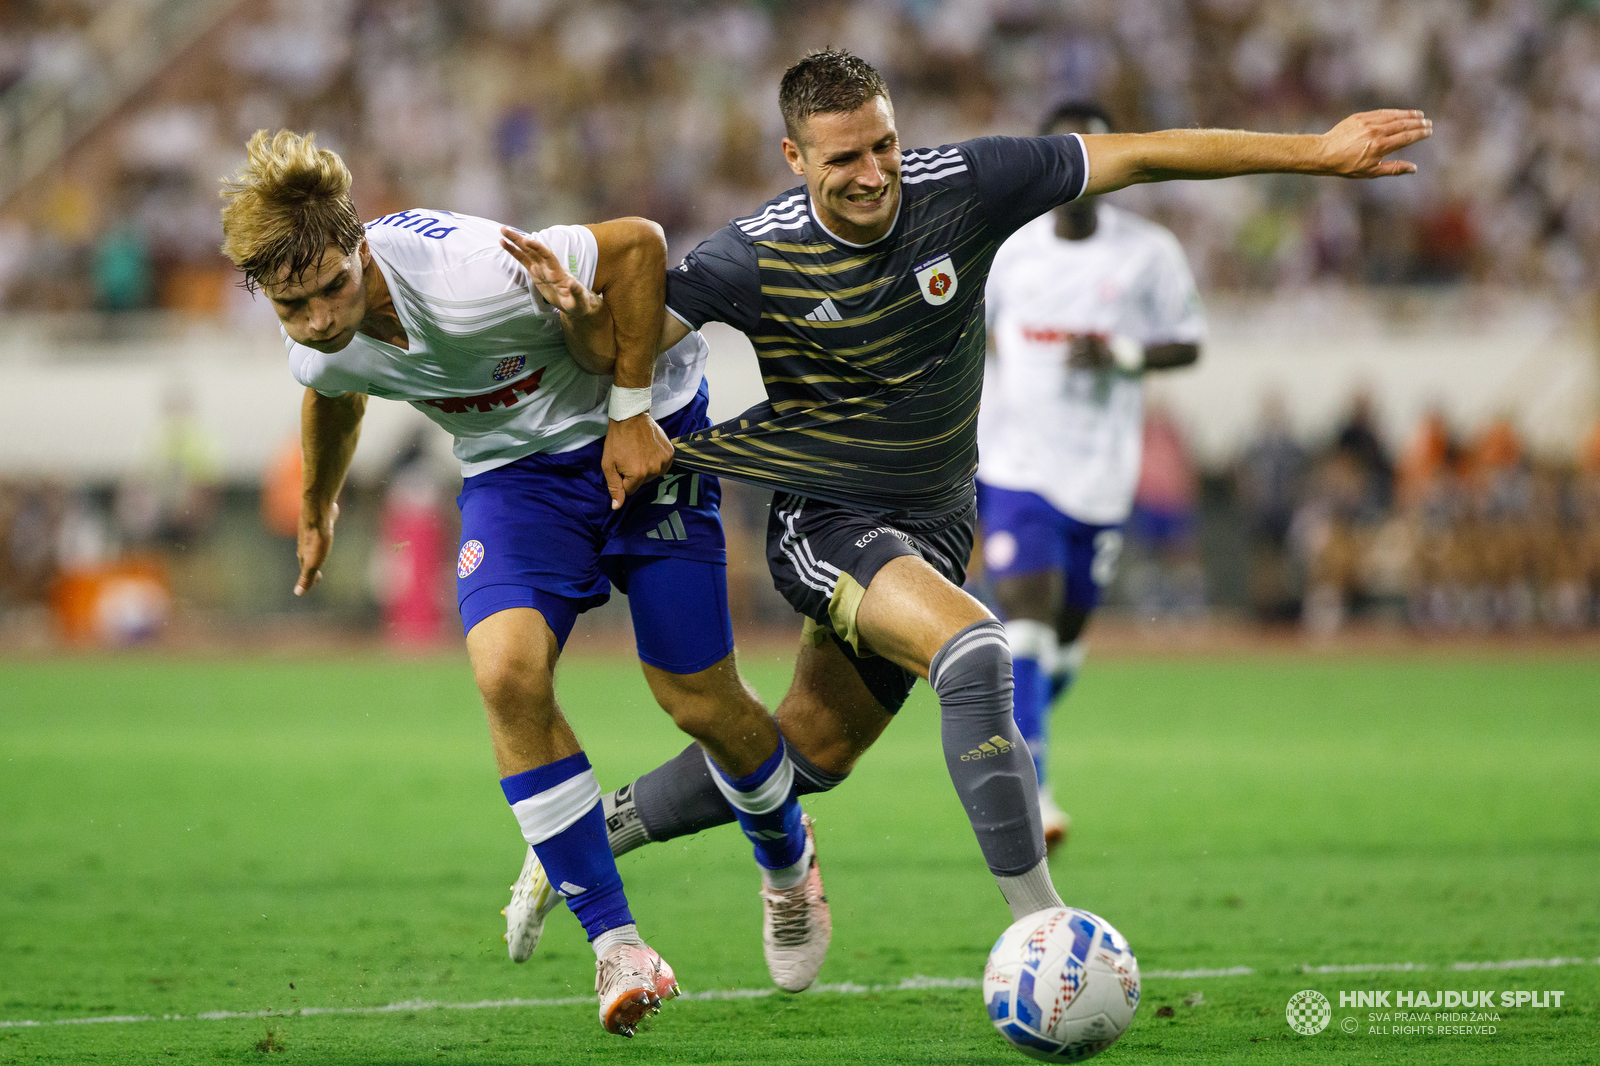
xmin=3 ymin=0 xmax=1600 ymax=644
xmin=3 ymin=0 xmax=1600 ymax=310
xmin=9 ymin=395 xmax=1600 ymax=644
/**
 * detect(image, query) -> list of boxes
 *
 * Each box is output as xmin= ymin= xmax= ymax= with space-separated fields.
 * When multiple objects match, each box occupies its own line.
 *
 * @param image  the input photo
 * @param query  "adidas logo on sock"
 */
xmin=960 ymin=735 xmax=1015 ymax=762
xmin=803 ymin=297 xmax=841 ymax=323
xmin=558 ymin=881 xmax=587 ymax=896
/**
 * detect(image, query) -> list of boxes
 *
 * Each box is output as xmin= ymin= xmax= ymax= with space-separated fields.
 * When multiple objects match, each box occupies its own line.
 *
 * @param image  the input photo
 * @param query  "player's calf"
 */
xmin=930 ymin=618 xmax=1065 ymax=920
xmin=642 ymin=651 xmax=832 ymax=989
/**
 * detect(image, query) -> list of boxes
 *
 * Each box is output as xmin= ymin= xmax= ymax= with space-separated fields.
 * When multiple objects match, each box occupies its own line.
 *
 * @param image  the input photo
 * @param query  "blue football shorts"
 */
xmin=976 ymin=482 xmax=1124 ymax=613
xmin=454 ymin=380 xmax=733 ymax=675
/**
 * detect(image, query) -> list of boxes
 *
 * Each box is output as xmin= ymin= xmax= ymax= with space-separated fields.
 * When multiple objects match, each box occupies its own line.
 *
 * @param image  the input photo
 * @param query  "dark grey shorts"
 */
xmin=765 ymin=493 xmax=977 ymax=712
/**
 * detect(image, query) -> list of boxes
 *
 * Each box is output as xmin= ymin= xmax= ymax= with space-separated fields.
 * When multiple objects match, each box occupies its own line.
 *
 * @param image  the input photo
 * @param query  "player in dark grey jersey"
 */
xmin=509 ymin=50 xmax=1431 ymax=937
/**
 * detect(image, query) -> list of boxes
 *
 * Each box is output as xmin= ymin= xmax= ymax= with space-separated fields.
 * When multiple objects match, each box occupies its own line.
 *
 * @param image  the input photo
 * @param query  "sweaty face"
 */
xmin=785 ymin=97 xmax=901 ymax=244
xmin=263 ymin=243 xmax=368 ymax=353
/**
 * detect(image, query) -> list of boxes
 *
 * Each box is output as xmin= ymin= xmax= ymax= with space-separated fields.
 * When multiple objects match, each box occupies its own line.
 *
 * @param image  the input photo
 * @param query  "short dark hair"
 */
xmin=779 ymin=49 xmax=890 ymax=143
xmin=1040 ymin=101 xmax=1114 ymax=137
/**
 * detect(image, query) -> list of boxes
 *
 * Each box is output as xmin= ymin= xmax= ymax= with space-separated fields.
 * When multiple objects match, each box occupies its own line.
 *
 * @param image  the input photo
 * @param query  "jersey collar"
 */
xmin=808 ymin=191 xmax=902 ymax=250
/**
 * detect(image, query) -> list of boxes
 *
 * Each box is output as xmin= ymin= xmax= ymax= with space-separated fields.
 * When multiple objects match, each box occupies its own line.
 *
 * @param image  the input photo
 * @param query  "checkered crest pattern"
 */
xmin=492 ymin=356 xmax=526 ymax=382
xmin=457 ymin=540 xmax=485 ymax=578
xmin=1286 ymin=990 xmax=1331 ymax=1034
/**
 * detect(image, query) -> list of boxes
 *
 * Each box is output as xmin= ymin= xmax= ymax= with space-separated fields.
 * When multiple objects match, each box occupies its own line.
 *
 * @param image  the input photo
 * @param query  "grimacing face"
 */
xmin=262 ymin=241 xmax=370 ymax=353
xmin=782 ymin=95 xmax=902 ymax=244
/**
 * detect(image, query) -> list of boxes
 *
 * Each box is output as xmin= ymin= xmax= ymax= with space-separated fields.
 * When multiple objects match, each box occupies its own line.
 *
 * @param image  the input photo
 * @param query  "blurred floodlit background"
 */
xmin=2 ymin=0 xmax=1599 ymax=649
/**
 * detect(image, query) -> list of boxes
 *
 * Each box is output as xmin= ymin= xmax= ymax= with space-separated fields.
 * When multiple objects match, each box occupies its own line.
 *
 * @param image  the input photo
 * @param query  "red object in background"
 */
xmin=1414 ymin=200 xmax=1477 ymax=278
xmin=51 ymin=558 xmax=171 ymax=645
xmin=1134 ymin=407 xmax=1198 ymax=514
xmin=379 ymin=493 xmax=450 ymax=647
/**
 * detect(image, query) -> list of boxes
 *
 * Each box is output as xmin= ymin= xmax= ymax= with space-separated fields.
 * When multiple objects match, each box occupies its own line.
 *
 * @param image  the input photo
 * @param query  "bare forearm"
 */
xmin=1085 ymin=130 xmax=1322 ymax=195
xmin=1144 ymin=342 xmax=1200 ymax=372
xmin=301 ymin=388 xmax=365 ymax=515
xmin=587 ymin=218 xmax=668 ymax=389
xmin=559 ymin=302 xmax=616 ymax=375
xmin=1082 ymin=110 xmax=1430 ymax=197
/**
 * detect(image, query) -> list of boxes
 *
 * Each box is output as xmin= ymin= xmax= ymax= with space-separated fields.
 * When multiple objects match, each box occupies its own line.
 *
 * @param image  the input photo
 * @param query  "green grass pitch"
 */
xmin=2 ymin=648 xmax=1597 ymax=1064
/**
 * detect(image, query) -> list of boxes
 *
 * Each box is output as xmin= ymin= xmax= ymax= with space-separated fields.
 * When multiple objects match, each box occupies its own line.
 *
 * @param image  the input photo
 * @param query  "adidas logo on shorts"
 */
xmin=960 ymin=735 xmax=1015 ymax=762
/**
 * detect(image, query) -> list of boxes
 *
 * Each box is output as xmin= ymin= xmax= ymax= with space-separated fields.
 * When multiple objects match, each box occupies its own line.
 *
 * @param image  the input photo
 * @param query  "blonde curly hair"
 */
xmin=220 ymin=130 xmax=365 ymax=292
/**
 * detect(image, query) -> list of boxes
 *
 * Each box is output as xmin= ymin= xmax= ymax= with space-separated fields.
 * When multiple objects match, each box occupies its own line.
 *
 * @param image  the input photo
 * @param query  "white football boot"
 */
xmin=759 ymin=815 xmax=832 ymax=992
xmin=502 ymin=845 xmax=562 ymax=962
xmin=1040 ymin=787 xmax=1071 ymax=854
xmin=595 ymin=941 xmax=680 ymax=1037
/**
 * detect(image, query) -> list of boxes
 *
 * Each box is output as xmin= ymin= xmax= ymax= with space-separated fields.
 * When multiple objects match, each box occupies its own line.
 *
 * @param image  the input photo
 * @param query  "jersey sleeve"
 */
xmin=664 ymin=225 xmax=761 ymax=334
xmin=285 ymin=333 xmax=367 ymax=397
xmin=960 ymin=134 xmax=1090 ymax=237
xmin=1140 ymin=231 xmax=1206 ymax=345
xmin=528 ymin=223 xmax=600 ymax=291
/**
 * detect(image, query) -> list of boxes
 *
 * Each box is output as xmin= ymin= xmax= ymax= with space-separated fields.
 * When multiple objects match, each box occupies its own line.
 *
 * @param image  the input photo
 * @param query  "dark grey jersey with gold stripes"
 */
xmin=665 ymin=133 xmax=1089 ymax=520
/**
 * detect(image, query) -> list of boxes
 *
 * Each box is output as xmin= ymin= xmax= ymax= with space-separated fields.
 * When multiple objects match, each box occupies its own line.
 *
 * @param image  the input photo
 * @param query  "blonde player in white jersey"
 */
xmin=977 ymin=103 xmax=1205 ymax=849
xmin=219 ymin=131 xmax=830 ymax=1038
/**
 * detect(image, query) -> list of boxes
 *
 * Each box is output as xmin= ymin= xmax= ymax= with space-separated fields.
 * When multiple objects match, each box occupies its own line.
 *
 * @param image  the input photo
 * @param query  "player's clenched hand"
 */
xmin=1067 ymin=335 xmax=1114 ymax=371
xmin=295 ymin=501 xmax=338 ymax=596
xmin=500 ymin=227 xmax=604 ymax=319
xmin=1317 ymin=110 xmax=1431 ymax=179
xmin=602 ymin=415 xmax=673 ymax=511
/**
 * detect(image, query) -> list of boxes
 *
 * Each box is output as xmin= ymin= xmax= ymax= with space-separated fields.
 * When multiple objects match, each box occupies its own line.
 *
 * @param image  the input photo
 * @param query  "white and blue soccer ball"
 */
xmin=983 ymin=907 xmax=1141 ymax=1061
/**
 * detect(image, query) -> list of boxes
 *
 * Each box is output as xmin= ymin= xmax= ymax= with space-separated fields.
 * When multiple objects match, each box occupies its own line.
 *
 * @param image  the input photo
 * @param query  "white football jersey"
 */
xmin=286 ymin=210 xmax=709 ymax=477
xmin=978 ymin=206 xmax=1204 ymax=524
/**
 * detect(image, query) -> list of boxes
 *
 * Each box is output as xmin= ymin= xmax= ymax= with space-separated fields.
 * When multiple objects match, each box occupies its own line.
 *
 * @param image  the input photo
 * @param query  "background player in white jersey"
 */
xmin=217 ymin=131 xmax=829 ymax=1037
xmin=978 ymin=103 xmax=1205 ymax=850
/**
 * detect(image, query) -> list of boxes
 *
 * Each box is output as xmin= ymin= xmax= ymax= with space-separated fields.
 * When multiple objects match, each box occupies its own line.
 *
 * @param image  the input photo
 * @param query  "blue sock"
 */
xmin=501 ymin=752 xmax=634 ymax=942
xmin=706 ymin=741 xmax=806 ymax=872
xmin=1011 ymin=654 xmax=1050 ymax=789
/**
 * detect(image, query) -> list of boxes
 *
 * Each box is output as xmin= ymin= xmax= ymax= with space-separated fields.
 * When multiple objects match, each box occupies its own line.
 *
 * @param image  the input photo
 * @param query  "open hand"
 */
xmin=500 ymin=228 xmax=604 ymax=318
xmin=1318 ymin=110 xmax=1431 ymax=178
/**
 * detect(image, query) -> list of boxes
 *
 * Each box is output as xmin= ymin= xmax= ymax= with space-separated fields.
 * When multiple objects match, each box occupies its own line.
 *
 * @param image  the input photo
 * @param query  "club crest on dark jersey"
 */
xmin=492 ymin=356 xmax=526 ymax=382
xmin=915 ymin=254 xmax=958 ymax=305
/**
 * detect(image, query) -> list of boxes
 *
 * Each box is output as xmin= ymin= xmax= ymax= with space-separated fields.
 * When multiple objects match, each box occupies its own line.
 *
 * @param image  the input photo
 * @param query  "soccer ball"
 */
xmin=983 ymin=907 xmax=1141 ymax=1061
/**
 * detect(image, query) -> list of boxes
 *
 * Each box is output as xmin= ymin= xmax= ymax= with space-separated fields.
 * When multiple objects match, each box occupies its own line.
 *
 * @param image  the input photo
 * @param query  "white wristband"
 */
xmin=1109 ymin=336 xmax=1145 ymax=373
xmin=607 ymin=385 xmax=653 ymax=421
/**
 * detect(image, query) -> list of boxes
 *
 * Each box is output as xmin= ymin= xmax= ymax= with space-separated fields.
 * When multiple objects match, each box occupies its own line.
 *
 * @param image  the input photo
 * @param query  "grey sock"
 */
xmin=789 ymin=740 xmax=849 ymax=794
xmin=995 ymin=857 xmax=1065 ymax=921
xmin=622 ymin=735 xmax=852 ymax=852
xmin=931 ymin=618 xmax=1047 ymax=878
xmin=631 ymin=743 xmax=737 ymax=847
xmin=602 ymin=783 xmax=652 ymax=857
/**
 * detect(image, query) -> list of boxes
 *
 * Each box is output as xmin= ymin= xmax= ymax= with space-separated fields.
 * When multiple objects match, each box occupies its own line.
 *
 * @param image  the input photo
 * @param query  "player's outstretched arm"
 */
xmin=1080 ymin=110 xmax=1431 ymax=198
xmin=296 ymin=387 xmax=366 ymax=596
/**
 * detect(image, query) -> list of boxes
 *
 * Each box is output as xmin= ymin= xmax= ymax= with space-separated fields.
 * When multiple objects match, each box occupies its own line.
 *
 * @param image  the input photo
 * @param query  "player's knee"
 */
xmin=646 ymin=656 xmax=765 ymax=740
xmin=471 ymin=647 xmax=556 ymax=722
xmin=930 ymin=618 xmax=1014 ymax=724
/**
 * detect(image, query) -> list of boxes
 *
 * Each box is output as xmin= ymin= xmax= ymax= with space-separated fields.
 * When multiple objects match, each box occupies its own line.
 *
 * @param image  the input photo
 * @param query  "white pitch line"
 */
xmin=3 ymin=957 xmax=1596 ymax=1030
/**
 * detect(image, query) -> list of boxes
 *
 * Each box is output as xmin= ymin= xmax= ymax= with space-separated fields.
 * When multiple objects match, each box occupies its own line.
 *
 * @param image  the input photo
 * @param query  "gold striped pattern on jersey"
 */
xmin=673 ymin=178 xmax=1001 ymax=518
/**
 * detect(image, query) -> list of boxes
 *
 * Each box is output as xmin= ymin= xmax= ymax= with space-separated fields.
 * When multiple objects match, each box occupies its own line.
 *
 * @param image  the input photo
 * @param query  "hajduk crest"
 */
xmin=914 ymin=254 xmax=958 ymax=306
